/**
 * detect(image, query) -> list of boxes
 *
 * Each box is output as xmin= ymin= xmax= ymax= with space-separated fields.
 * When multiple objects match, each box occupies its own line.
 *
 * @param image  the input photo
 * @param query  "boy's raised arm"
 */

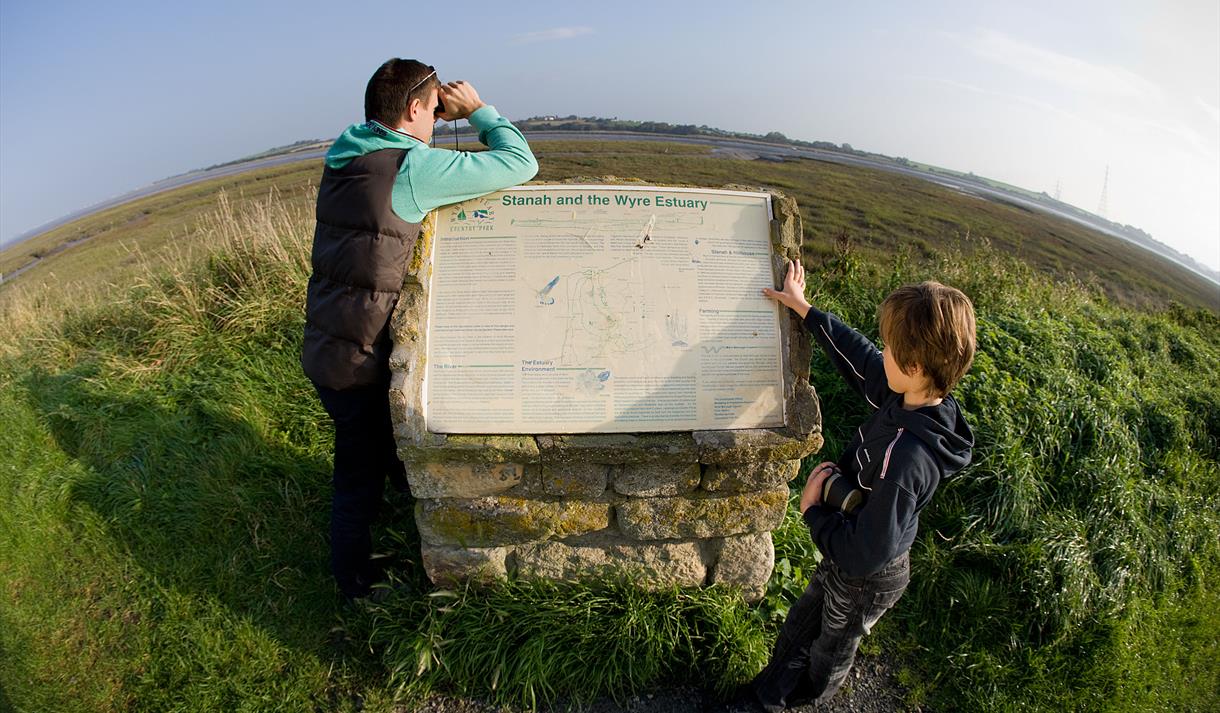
xmin=804 ymin=306 xmax=892 ymax=410
xmin=762 ymin=259 xmax=892 ymax=410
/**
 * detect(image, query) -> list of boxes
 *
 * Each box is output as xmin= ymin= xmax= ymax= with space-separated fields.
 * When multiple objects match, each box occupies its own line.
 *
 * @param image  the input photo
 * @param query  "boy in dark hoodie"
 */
xmin=748 ymin=259 xmax=976 ymax=710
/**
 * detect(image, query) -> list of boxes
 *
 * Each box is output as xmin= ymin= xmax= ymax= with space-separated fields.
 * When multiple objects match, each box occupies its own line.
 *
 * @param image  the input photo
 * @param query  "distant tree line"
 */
xmin=439 ymin=114 xmax=867 ymax=156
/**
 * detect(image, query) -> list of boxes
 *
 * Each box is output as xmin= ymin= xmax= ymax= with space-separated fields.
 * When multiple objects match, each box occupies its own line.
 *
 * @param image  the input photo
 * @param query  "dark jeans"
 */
xmin=751 ymin=551 xmax=910 ymax=710
xmin=313 ymin=378 xmax=408 ymax=599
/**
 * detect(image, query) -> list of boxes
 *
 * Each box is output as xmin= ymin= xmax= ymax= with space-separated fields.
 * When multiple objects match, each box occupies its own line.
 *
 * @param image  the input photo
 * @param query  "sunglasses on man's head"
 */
xmin=407 ymin=69 xmax=444 ymax=117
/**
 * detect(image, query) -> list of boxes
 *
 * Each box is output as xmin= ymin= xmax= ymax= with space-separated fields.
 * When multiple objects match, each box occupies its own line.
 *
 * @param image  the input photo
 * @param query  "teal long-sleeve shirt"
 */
xmin=324 ymin=105 xmax=539 ymax=222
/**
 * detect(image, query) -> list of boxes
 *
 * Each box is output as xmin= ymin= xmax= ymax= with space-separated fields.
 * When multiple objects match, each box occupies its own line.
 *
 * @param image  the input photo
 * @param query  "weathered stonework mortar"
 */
xmin=389 ymin=181 xmax=823 ymax=602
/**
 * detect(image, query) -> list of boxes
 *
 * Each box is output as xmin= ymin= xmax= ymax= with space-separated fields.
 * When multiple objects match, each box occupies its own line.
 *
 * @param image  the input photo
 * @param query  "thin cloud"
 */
xmin=921 ymin=75 xmax=1215 ymax=159
xmin=1116 ymin=113 xmax=1218 ymax=159
xmin=965 ymin=29 xmax=1161 ymax=102
xmin=912 ymin=76 xmax=1099 ymax=129
xmin=1196 ymin=96 xmax=1220 ymax=124
xmin=513 ymin=26 xmax=593 ymax=44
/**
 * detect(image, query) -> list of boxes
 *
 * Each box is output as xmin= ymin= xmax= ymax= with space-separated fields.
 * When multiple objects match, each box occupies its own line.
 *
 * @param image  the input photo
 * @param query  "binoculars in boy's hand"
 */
xmin=821 ymin=466 xmax=866 ymax=514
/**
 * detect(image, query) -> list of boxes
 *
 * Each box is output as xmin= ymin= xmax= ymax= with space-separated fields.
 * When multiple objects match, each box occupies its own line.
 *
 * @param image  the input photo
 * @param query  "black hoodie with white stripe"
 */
xmin=802 ymin=307 xmax=974 ymax=577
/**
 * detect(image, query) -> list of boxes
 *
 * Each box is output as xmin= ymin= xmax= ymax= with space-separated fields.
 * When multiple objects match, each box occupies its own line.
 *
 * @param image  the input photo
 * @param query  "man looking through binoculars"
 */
xmin=301 ymin=59 xmax=538 ymax=602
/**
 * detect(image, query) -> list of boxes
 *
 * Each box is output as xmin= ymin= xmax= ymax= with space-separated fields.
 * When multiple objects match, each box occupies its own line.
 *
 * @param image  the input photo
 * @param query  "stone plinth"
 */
xmin=388 ymin=183 xmax=821 ymax=602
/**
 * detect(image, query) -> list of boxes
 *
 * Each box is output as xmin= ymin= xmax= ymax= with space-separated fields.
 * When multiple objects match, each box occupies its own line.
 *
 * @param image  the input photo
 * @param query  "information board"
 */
xmin=424 ymin=185 xmax=785 ymax=434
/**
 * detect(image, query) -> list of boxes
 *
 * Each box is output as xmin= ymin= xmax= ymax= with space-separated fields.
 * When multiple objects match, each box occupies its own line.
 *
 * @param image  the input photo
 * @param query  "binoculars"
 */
xmin=821 ymin=466 xmax=866 ymax=514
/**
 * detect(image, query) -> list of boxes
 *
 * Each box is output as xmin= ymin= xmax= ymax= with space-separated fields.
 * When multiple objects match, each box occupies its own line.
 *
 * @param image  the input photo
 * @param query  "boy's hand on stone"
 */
xmin=438 ymin=81 xmax=486 ymax=121
xmin=762 ymin=259 xmax=811 ymax=318
xmin=800 ymin=461 xmax=837 ymax=513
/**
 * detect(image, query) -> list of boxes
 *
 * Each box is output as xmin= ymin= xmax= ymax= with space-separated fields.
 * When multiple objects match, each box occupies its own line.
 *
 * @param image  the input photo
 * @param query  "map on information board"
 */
xmin=424 ymin=185 xmax=785 ymax=434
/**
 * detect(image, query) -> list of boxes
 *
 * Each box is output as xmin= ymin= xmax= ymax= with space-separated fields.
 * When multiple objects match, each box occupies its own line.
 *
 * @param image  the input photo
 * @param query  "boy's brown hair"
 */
xmin=879 ymin=281 xmax=976 ymax=398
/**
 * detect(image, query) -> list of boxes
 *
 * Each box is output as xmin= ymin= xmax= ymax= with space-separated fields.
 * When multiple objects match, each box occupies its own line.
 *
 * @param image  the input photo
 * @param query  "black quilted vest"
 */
xmin=301 ymin=148 xmax=422 ymax=389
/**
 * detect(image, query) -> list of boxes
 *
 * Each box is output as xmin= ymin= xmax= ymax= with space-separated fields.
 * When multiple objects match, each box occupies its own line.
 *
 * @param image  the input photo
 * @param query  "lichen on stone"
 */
xmin=416 ymin=496 xmax=612 ymax=547
xmin=616 ymin=488 xmax=788 ymax=540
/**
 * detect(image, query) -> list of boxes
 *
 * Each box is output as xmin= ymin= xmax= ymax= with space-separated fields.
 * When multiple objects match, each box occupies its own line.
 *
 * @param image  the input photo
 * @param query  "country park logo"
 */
xmin=451 ymin=200 xmax=496 ymax=225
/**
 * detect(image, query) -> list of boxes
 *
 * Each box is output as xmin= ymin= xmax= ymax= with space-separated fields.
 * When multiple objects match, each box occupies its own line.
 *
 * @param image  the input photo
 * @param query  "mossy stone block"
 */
xmin=390 ymin=288 xmax=427 ymax=344
xmin=407 ymin=462 xmax=524 ymax=499
xmin=709 ymin=532 xmax=775 ymax=602
xmin=786 ymin=380 xmax=820 ymax=436
xmin=701 ymin=459 xmax=801 ymax=493
xmin=420 ymin=544 xmax=509 ymax=585
xmin=515 ymin=540 xmax=706 ymax=588
xmin=388 ymin=379 xmax=426 ymax=445
xmin=405 ymin=213 xmax=436 ymax=283
xmin=400 ymin=434 xmax=541 ymax=466
xmin=694 ymin=428 xmax=822 ymax=464
xmin=541 ymin=462 xmax=610 ymax=498
xmin=537 ymin=433 xmax=698 ymax=465
xmin=616 ymin=488 xmax=788 ymax=540
xmin=416 ymin=496 xmax=611 ymax=547
xmin=612 ymin=462 xmax=700 ymax=497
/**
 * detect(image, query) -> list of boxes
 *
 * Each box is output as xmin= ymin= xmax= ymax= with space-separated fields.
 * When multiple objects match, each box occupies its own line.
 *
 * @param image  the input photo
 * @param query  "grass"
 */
xmin=0 ymin=162 xmax=320 ymax=289
xmin=0 ymin=194 xmax=367 ymax=711
xmin=5 ymin=139 xmax=1217 ymax=311
xmin=1 ymin=139 xmax=1218 ymax=711
xmin=369 ymin=577 xmax=766 ymax=708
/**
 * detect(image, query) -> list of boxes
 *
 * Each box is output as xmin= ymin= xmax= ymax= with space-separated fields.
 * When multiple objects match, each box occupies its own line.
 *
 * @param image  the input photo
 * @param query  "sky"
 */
xmin=2 ymin=0 xmax=1218 ymax=269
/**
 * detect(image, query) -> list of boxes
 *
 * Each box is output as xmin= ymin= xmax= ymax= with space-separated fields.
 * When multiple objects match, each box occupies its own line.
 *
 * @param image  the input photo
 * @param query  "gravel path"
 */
xmin=404 ymin=650 xmax=921 ymax=713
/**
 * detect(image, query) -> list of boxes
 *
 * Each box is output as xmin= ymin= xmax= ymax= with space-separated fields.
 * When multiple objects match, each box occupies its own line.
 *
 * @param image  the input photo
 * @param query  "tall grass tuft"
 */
xmin=367 ymin=576 xmax=767 ymax=708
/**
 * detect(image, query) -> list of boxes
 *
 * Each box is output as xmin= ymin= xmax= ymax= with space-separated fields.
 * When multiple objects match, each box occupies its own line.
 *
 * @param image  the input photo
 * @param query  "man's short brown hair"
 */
xmin=364 ymin=58 xmax=439 ymax=126
xmin=878 ymin=281 xmax=976 ymax=398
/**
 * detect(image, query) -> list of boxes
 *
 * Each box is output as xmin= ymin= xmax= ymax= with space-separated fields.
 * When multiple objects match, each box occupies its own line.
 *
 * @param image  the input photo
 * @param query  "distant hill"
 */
xmin=196 ymin=138 xmax=330 ymax=172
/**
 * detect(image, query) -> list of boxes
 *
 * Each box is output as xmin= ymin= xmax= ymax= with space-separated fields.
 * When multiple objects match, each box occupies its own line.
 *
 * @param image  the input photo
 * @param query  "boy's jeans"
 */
xmin=750 ymin=551 xmax=910 ymax=710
